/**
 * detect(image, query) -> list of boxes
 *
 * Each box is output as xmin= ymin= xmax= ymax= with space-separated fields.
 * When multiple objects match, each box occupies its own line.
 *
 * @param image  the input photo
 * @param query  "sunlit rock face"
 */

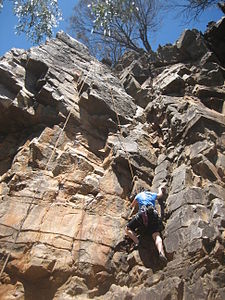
xmin=0 ymin=18 xmax=224 ymax=300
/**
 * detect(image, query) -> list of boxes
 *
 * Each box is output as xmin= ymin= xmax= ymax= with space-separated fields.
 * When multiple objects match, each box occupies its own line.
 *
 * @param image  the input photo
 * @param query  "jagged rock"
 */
xmin=103 ymin=284 xmax=134 ymax=300
xmin=151 ymin=157 xmax=170 ymax=189
xmin=126 ymin=60 xmax=151 ymax=85
xmin=205 ymin=17 xmax=225 ymax=66
xmin=193 ymin=84 xmax=225 ymax=99
xmin=118 ymin=54 xmax=152 ymax=107
xmin=207 ymin=184 xmax=225 ymax=202
xmin=164 ymin=202 xmax=218 ymax=255
xmin=216 ymin=152 xmax=225 ymax=181
xmin=157 ymin=43 xmax=186 ymax=64
xmin=54 ymin=275 xmax=89 ymax=298
xmin=195 ymin=62 xmax=224 ymax=86
xmin=120 ymin=74 xmax=142 ymax=103
xmin=153 ymin=64 xmax=186 ymax=95
xmin=192 ymin=154 xmax=221 ymax=182
xmin=170 ymin=164 xmax=193 ymax=194
xmin=134 ymin=276 xmax=183 ymax=300
xmin=200 ymin=51 xmax=220 ymax=65
xmin=115 ymin=51 xmax=141 ymax=71
xmin=211 ymin=198 xmax=225 ymax=230
xmin=177 ymin=29 xmax=209 ymax=60
xmin=0 ymin=18 xmax=225 ymax=300
xmin=167 ymin=187 xmax=206 ymax=212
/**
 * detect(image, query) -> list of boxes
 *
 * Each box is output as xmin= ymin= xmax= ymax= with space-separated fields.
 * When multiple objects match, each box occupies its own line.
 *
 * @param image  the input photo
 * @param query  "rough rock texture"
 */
xmin=0 ymin=18 xmax=225 ymax=300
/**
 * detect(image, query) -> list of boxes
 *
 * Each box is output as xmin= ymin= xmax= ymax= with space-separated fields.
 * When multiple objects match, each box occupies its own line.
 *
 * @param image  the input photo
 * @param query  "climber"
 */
xmin=125 ymin=186 xmax=167 ymax=263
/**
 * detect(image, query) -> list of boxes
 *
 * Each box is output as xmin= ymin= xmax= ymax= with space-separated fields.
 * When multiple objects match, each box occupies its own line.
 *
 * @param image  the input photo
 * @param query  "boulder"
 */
xmin=193 ymin=84 xmax=225 ymax=99
xmin=177 ymin=29 xmax=209 ymax=60
xmin=204 ymin=17 xmax=225 ymax=66
xmin=195 ymin=62 xmax=224 ymax=86
xmin=157 ymin=43 xmax=187 ymax=64
xmin=153 ymin=64 xmax=185 ymax=95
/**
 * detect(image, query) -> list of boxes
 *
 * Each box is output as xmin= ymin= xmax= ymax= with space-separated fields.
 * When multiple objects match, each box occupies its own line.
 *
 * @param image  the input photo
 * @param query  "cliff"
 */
xmin=0 ymin=17 xmax=224 ymax=300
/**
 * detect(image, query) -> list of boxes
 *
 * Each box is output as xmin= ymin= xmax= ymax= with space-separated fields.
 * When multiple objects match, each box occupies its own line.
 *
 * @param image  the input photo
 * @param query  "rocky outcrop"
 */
xmin=204 ymin=17 xmax=225 ymax=66
xmin=0 ymin=18 xmax=224 ymax=300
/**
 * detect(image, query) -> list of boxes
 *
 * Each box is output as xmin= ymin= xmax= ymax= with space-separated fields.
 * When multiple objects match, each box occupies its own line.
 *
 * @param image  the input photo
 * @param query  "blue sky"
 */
xmin=0 ymin=1 xmax=223 ymax=57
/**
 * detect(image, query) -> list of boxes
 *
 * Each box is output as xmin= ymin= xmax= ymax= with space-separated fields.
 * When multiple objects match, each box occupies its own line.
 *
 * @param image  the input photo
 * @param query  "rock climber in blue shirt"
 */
xmin=125 ymin=186 xmax=167 ymax=263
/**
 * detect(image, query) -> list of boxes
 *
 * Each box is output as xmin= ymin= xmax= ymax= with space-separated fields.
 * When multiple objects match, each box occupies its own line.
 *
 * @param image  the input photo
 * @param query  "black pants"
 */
xmin=127 ymin=207 xmax=163 ymax=236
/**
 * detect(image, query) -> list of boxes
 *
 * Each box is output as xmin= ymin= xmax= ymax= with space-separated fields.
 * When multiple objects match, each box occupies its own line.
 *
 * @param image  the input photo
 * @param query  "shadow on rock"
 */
xmin=138 ymin=235 xmax=167 ymax=272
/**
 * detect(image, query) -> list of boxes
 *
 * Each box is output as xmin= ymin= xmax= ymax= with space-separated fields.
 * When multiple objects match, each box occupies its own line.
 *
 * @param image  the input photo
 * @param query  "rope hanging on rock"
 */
xmin=109 ymin=87 xmax=138 ymax=196
xmin=0 ymin=68 xmax=91 ymax=280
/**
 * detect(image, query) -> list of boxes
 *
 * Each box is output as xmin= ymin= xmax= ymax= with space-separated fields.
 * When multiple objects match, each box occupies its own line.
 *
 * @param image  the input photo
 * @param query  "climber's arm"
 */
xmin=128 ymin=198 xmax=138 ymax=218
xmin=156 ymin=186 xmax=166 ymax=218
xmin=157 ymin=186 xmax=165 ymax=199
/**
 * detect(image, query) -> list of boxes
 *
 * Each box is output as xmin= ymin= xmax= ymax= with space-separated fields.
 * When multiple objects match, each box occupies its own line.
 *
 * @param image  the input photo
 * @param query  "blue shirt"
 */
xmin=135 ymin=191 xmax=158 ymax=210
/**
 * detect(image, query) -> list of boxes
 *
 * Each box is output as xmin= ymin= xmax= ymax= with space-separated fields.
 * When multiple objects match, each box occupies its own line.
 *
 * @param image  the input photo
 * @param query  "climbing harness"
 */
xmin=140 ymin=205 xmax=158 ymax=227
xmin=141 ymin=207 xmax=149 ymax=227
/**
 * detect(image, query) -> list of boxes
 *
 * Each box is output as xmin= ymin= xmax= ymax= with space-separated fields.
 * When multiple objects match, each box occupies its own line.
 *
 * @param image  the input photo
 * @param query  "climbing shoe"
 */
xmin=159 ymin=252 xmax=167 ymax=264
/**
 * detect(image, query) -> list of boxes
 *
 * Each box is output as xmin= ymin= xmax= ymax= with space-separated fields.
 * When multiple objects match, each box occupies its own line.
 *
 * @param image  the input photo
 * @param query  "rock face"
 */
xmin=0 ymin=18 xmax=224 ymax=300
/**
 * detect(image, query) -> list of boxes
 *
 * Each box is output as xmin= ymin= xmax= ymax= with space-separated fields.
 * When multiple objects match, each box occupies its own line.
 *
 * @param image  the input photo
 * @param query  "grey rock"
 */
xmin=196 ymin=62 xmax=224 ymax=86
xmin=153 ymin=65 xmax=185 ymax=95
xmin=211 ymin=198 xmax=225 ymax=221
xmin=134 ymin=277 xmax=182 ymax=300
xmin=189 ymin=140 xmax=215 ymax=160
xmin=157 ymin=43 xmax=187 ymax=64
xmin=167 ymin=187 xmax=206 ymax=212
xmin=207 ymin=184 xmax=225 ymax=201
xmin=170 ymin=164 xmax=193 ymax=194
xmin=193 ymin=84 xmax=225 ymax=99
xmin=204 ymin=17 xmax=225 ymax=66
xmin=177 ymin=29 xmax=209 ymax=60
xmin=192 ymin=154 xmax=221 ymax=182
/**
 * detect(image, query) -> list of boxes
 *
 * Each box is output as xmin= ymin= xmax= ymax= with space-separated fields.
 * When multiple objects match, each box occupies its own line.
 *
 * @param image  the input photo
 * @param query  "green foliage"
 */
xmin=88 ymin=0 xmax=140 ymax=36
xmin=1 ymin=0 xmax=62 ymax=44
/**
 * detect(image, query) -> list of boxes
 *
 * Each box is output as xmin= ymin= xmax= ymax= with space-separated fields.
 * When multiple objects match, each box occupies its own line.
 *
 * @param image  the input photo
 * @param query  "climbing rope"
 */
xmin=109 ymin=88 xmax=138 ymax=194
xmin=108 ymin=86 xmax=140 ymax=221
xmin=0 ymin=63 xmax=138 ymax=278
xmin=0 ymin=68 xmax=90 ymax=279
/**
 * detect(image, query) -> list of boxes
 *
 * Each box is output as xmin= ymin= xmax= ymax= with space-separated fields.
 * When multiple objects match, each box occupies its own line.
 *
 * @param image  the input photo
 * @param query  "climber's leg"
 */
xmin=152 ymin=231 xmax=167 ymax=263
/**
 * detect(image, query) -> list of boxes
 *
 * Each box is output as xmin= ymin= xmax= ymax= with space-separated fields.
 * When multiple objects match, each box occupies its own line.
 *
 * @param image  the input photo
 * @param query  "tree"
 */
xmin=70 ymin=0 xmax=161 ymax=64
xmin=167 ymin=0 xmax=225 ymax=20
xmin=0 ymin=0 xmax=62 ymax=44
